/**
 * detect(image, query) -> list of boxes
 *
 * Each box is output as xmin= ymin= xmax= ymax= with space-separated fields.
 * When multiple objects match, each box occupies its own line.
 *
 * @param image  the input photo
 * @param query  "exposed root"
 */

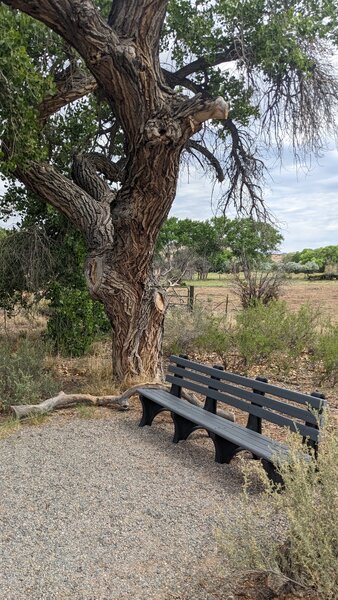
xmin=10 ymin=383 xmax=234 ymax=422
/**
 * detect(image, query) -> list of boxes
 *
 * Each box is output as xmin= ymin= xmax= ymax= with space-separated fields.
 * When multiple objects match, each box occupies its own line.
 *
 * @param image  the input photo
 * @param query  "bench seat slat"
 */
xmin=169 ymin=355 xmax=326 ymax=410
xmin=168 ymin=365 xmax=318 ymax=425
xmin=166 ymin=375 xmax=319 ymax=441
xmin=137 ymin=388 xmax=291 ymax=461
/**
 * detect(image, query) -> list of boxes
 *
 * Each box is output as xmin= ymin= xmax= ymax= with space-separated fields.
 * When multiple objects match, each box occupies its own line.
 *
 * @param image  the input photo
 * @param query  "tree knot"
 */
xmin=144 ymin=117 xmax=182 ymax=146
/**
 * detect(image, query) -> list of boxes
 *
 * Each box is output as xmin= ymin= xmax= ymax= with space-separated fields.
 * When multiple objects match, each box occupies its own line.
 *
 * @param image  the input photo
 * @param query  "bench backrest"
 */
xmin=166 ymin=355 xmax=327 ymax=442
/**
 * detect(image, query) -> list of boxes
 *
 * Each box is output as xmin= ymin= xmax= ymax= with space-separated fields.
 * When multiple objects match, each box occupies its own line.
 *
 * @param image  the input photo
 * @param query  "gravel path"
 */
xmin=0 ymin=406 xmax=246 ymax=600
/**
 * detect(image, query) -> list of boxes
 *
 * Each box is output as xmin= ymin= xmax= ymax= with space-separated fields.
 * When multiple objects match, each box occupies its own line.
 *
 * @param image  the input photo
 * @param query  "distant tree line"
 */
xmin=282 ymin=246 xmax=338 ymax=274
xmin=156 ymin=216 xmax=283 ymax=280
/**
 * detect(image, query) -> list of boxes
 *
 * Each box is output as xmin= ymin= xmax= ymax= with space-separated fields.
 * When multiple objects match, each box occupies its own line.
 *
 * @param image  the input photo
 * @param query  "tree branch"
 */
xmin=2 ymin=0 xmax=117 ymax=47
xmin=13 ymin=160 xmax=114 ymax=250
xmin=220 ymin=119 xmax=267 ymax=219
xmin=186 ymin=140 xmax=225 ymax=182
xmin=162 ymin=68 xmax=205 ymax=95
xmin=39 ymin=66 xmax=97 ymax=121
xmin=174 ymin=48 xmax=237 ymax=80
xmin=71 ymin=152 xmax=122 ymax=203
xmin=108 ymin=0 xmax=168 ymax=52
xmin=10 ymin=385 xmax=234 ymax=422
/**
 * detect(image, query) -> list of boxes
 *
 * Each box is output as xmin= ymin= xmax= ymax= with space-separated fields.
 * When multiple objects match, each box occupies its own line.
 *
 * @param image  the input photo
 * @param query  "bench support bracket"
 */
xmin=213 ymin=435 xmax=241 ymax=464
xmin=171 ymin=413 xmax=201 ymax=443
xmin=139 ymin=396 xmax=166 ymax=427
xmin=261 ymin=459 xmax=284 ymax=486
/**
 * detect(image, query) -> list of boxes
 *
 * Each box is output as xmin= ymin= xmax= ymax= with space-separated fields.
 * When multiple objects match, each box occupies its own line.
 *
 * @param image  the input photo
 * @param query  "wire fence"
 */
xmin=167 ymin=285 xmax=238 ymax=316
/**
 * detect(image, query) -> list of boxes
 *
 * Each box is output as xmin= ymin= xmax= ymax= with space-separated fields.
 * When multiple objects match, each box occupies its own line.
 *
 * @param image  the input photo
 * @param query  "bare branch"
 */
xmin=186 ymin=140 xmax=224 ymax=182
xmin=251 ymin=41 xmax=338 ymax=160
xmin=220 ymin=119 xmax=267 ymax=219
xmin=11 ymin=384 xmax=234 ymax=421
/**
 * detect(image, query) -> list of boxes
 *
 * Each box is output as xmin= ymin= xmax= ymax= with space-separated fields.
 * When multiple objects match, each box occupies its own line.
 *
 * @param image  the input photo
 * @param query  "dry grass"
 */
xmin=174 ymin=278 xmax=338 ymax=322
xmin=0 ymin=413 xmax=50 ymax=441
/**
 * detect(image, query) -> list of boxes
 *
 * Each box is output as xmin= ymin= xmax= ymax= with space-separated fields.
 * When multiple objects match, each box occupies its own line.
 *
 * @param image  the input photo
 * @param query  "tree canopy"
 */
xmin=0 ymin=0 xmax=337 ymax=380
xmin=284 ymin=245 xmax=338 ymax=270
xmin=157 ymin=216 xmax=283 ymax=270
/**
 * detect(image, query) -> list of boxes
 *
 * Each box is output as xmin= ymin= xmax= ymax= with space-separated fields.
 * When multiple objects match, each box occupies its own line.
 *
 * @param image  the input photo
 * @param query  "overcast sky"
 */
xmin=1 ymin=147 xmax=337 ymax=254
xmin=172 ymin=146 xmax=338 ymax=253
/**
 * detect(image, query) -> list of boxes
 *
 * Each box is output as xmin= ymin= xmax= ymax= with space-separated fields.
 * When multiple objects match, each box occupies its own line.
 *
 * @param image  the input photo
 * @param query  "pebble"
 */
xmin=0 ymin=411 xmax=247 ymax=599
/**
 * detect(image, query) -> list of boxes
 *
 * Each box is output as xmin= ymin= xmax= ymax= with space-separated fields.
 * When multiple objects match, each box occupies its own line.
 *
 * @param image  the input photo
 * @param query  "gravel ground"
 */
xmin=0 ymin=406 xmax=247 ymax=600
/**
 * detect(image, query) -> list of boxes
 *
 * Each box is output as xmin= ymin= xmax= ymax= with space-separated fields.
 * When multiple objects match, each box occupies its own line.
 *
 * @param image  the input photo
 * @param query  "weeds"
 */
xmin=0 ymin=413 xmax=50 ymax=440
xmin=76 ymin=404 xmax=97 ymax=419
xmin=164 ymin=300 xmax=335 ymax=378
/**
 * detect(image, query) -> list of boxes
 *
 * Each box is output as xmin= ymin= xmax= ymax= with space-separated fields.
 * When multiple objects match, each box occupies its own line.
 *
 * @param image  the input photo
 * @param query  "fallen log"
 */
xmin=10 ymin=383 xmax=234 ymax=422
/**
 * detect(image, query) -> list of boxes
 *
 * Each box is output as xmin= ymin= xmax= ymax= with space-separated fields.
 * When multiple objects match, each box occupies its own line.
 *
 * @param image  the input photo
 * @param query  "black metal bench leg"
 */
xmin=139 ymin=395 xmax=166 ymax=427
xmin=213 ymin=435 xmax=240 ymax=464
xmin=261 ymin=459 xmax=284 ymax=486
xmin=171 ymin=412 xmax=199 ymax=443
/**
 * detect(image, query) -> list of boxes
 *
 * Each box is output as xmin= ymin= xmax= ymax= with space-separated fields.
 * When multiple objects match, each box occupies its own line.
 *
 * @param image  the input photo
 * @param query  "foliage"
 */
xmin=232 ymin=263 xmax=286 ymax=308
xmin=235 ymin=301 xmax=319 ymax=366
xmin=0 ymin=7 xmax=56 ymax=171
xmin=47 ymin=283 xmax=110 ymax=356
xmin=157 ymin=216 xmax=283 ymax=273
xmin=0 ymin=222 xmax=111 ymax=356
xmin=0 ymin=336 xmax=58 ymax=413
xmin=282 ymin=260 xmax=320 ymax=274
xmin=219 ymin=425 xmax=338 ymax=599
xmin=212 ymin=217 xmax=283 ymax=261
xmin=285 ymin=246 xmax=338 ymax=271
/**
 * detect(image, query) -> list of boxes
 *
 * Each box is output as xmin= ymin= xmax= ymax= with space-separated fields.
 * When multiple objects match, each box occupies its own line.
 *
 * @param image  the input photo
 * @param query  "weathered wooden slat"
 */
xmin=168 ymin=365 xmax=318 ymax=424
xmin=169 ymin=355 xmax=326 ymax=410
xmin=165 ymin=375 xmax=319 ymax=441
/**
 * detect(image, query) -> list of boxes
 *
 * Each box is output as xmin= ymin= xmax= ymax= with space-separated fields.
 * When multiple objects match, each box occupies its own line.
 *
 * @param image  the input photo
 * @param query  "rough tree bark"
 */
xmin=2 ymin=0 xmax=229 ymax=382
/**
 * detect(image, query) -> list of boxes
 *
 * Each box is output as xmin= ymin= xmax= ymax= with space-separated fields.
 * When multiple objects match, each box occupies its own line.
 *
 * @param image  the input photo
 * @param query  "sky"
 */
xmin=172 ymin=146 xmax=338 ymax=253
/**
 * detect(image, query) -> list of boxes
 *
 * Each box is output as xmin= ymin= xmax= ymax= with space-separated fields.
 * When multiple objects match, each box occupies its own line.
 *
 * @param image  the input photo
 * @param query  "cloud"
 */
xmin=172 ymin=149 xmax=338 ymax=252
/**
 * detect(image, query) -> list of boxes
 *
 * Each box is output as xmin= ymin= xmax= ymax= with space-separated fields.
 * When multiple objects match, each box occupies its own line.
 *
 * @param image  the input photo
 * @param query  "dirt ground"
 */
xmin=171 ymin=279 xmax=338 ymax=322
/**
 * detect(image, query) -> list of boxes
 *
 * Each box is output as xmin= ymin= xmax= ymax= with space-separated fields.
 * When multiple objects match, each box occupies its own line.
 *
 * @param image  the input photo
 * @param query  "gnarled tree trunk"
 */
xmin=3 ymin=0 xmax=229 ymax=383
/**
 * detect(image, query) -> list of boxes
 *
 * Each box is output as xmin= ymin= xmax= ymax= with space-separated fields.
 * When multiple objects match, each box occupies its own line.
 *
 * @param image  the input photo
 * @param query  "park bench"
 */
xmin=136 ymin=355 xmax=327 ymax=481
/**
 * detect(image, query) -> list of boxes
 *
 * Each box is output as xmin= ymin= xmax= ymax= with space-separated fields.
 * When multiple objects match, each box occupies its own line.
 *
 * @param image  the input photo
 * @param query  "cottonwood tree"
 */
xmin=0 ymin=0 xmax=337 ymax=381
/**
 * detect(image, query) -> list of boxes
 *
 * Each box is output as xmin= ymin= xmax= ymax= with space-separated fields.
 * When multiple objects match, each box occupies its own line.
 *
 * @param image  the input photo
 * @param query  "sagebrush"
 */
xmin=218 ymin=425 xmax=338 ymax=599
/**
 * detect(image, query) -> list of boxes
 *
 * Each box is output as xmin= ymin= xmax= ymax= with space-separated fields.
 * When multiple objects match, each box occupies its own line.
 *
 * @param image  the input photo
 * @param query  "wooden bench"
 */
xmin=137 ymin=355 xmax=327 ymax=481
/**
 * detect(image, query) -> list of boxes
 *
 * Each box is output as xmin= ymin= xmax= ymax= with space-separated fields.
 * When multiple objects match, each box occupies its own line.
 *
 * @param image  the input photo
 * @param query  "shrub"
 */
xmin=0 ymin=337 xmax=58 ymax=413
xmin=235 ymin=301 xmax=318 ymax=366
xmin=315 ymin=324 xmax=338 ymax=382
xmin=218 ymin=424 xmax=338 ymax=599
xmin=164 ymin=304 xmax=231 ymax=357
xmin=47 ymin=283 xmax=110 ymax=356
xmin=232 ymin=263 xmax=286 ymax=308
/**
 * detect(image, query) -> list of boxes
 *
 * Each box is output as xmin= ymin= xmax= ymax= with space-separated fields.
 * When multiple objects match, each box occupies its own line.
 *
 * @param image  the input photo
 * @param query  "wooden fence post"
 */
xmin=188 ymin=285 xmax=194 ymax=311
